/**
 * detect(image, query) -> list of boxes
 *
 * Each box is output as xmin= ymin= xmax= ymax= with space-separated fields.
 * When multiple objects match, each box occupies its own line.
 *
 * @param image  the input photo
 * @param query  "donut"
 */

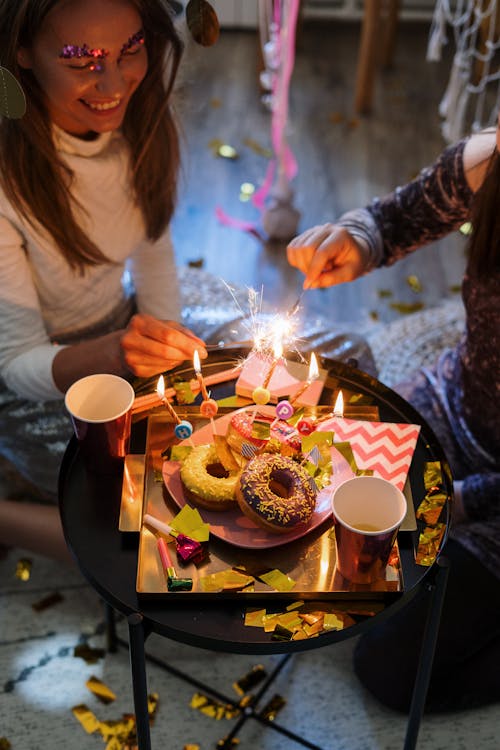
xmin=180 ymin=444 xmax=240 ymax=511
xmin=226 ymin=410 xmax=268 ymax=455
xmin=235 ymin=454 xmax=317 ymax=534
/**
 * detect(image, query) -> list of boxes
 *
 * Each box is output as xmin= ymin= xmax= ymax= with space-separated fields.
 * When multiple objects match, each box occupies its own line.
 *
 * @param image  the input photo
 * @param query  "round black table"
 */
xmin=58 ymin=353 xmax=451 ymax=750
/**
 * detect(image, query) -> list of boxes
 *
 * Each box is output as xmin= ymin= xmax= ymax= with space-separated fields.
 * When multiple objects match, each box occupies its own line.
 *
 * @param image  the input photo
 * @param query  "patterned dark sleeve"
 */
xmin=336 ymin=139 xmax=474 ymax=268
xmin=462 ymin=472 xmax=500 ymax=521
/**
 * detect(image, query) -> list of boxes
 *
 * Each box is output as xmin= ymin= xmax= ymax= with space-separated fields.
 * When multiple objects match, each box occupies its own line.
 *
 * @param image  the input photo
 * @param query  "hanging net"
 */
xmin=427 ymin=0 xmax=500 ymax=141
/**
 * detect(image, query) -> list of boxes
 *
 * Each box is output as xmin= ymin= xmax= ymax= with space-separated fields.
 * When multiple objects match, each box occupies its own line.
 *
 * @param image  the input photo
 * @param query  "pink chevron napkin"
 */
xmin=318 ymin=417 xmax=421 ymax=491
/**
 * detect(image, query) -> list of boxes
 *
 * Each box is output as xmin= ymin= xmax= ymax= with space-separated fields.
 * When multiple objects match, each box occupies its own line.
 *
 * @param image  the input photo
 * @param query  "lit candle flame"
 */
xmin=156 ymin=375 xmax=165 ymax=400
xmin=289 ymin=352 xmax=319 ymax=406
xmin=156 ymin=373 xmax=182 ymax=424
xmin=193 ymin=349 xmax=201 ymax=375
xmin=333 ymin=390 xmax=344 ymax=417
xmin=308 ymin=352 xmax=319 ymax=382
xmin=193 ymin=349 xmax=209 ymax=400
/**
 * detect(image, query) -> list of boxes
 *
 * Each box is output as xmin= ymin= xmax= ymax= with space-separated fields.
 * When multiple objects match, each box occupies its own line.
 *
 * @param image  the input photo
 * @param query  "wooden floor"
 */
xmin=172 ymin=19 xmax=467 ymax=329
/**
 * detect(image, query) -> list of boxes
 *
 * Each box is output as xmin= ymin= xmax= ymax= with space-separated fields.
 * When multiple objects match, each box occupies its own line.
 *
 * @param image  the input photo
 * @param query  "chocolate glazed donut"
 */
xmin=236 ymin=453 xmax=317 ymax=534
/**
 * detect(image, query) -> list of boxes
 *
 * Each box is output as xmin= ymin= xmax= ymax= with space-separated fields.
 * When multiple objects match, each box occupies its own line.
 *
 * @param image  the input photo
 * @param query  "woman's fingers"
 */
xmin=287 ymin=224 xmax=367 ymax=288
xmin=120 ymin=315 xmax=207 ymax=376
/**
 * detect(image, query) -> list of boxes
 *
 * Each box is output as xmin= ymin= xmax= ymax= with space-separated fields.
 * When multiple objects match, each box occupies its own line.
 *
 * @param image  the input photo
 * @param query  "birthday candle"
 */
xmin=156 ymin=376 xmax=193 ymax=440
xmin=193 ymin=349 xmax=218 ymax=419
xmin=289 ymin=352 xmax=319 ymax=407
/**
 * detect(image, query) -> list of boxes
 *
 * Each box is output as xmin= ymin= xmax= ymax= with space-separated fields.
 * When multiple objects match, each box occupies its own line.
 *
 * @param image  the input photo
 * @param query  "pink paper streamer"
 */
xmin=216 ymin=0 xmax=300 ymax=232
xmin=215 ymin=206 xmax=264 ymax=239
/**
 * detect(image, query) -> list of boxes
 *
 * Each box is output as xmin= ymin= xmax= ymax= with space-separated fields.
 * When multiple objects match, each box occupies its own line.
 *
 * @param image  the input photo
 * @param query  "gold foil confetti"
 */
xmin=390 ymin=301 xmax=425 ymax=314
xmin=423 ymin=461 xmax=443 ymax=489
xmin=323 ymin=613 xmax=344 ymax=630
xmin=104 ymin=737 xmax=123 ymax=750
xmin=233 ymin=665 xmax=267 ymax=695
xmin=31 ymin=591 xmax=64 ymax=612
xmin=210 ymin=98 xmax=222 ymax=108
xmin=190 ymin=693 xmax=239 ymax=720
xmin=216 ymin=737 xmax=240 ymax=749
xmin=271 ymin=624 xmax=293 ymax=641
xmin=72 ymin=704 xmax=101 ymax=734
xmin=148 ymin=692 xmax=159 ymax=720
xmin=169 ymin=445 xmax=193 ymax=462
xmin=329 ymin=111 xmax=344 ymax=124
xmin=15 ymin=557 xmax=32 ymax=581
xmin=406 ymin=274 xmax=422 ymax=293
xmin=239 ymin=182 xmax=255 ymax=202
xmin=73 ymin=643 xmax=105 ymax=664
xmin=415 ymin=523 xmax=446 ymax=566
xmin=259 ymin=694 xmax=286 ymax=721
xmin=378 ymin=289 xmax=393 ymax=298
xmin=369 ymin=310 xmax=379 ymax=321
xmin=449 ymin=284 xmax=461 ymax=294
xmin=286 ymin=600 xmax=304 ymax=610
xmin=243 ymin=606 xmax=265 ymax=625
xmin=242 ymin=137 xmax=272 ymax=158
xmin=153 ymin=469 xmax=163 ymax=483
xmin=188 ymin=258 xmax=204 ymax=268
xmin=86 ymin=676 xmax=117 ymax=704
xmin=459 ymin=221 xmax=473 ymax=235
xmin=170 ymin=505 xmax=210 ymax=542
xmin=200 ymin=569 xmax=254 ymax=592
xmin=258 ymin=569 xmax=296 ymax=592
xmin=217 ymin=143 xmax=239 ymax=159
xmin=416 ymin=490 xmax=447 ymax=525
xmin=302 ymin=620 xmax=324 ymax=636
xmin=172 ymin=379 xmax=197 ymax=404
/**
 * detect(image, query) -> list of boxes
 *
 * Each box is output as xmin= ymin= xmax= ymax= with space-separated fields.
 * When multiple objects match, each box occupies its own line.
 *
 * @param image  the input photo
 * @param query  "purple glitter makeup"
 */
xmin=59 ymin=44 xmax=109 ymax=60
xmin=59 ymin=29 xmax=144 ymax=68
xmin=120 ymin=29 xmax=145 ymax=57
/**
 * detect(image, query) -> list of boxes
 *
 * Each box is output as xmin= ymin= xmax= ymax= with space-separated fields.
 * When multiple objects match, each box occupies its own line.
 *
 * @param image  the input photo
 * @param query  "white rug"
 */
xmin=1 ymin=549 xmax=498 ymax=750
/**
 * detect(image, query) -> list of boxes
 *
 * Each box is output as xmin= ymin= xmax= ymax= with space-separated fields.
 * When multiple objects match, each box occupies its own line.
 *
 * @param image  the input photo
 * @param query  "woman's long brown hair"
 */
xmin=0 ymin=0 xmax=183 ymax=272
xmin=468 ymin=147 xmax=500 ymax=276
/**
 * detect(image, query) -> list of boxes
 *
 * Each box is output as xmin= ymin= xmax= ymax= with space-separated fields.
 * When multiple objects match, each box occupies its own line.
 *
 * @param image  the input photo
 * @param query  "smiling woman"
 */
xmin=0 ymin=0 xmax=212 ymax=561
xmin=16 ymin=0 xmax=149 ymax=137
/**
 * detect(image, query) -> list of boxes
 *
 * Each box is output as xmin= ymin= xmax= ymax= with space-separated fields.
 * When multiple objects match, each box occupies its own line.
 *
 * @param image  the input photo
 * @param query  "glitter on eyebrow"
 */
xmin=59 ymin=44 xmax=109 ymax=59
xmin=120 ymin=29 xmax=145 ymax=57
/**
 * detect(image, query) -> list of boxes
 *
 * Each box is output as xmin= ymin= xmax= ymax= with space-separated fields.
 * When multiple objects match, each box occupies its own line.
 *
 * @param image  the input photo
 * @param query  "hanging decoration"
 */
xmin=0 ymin=65 xmax=26 ymax=119
xmin=256 ymin=0 xmax=301 ymax=240
xmin=215 ymin=0 xmax=301 ymax=241
xmin=427 ymin=0 xmax=500 ymax=142
xmin=185 ymin=0 xmax=220 ymax=46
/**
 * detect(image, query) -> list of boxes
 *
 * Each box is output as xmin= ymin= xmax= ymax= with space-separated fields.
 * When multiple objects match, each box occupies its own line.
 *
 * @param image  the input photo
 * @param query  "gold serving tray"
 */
xmin=129 ymin=408 xmax=406 ymax=600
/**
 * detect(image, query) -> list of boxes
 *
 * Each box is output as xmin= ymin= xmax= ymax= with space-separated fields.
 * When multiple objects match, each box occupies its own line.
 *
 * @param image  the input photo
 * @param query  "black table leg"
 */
xmin=103 ymin=601 xmax=117 ymax=653
xmin=128 ymin=613 xmax=152 ymax=750
xmin=404 ymin=556 xmax=450 ymax=750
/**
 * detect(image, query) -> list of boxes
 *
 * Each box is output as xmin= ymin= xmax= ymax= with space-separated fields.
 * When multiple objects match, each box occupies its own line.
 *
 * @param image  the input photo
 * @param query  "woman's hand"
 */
xmin=120 ymin=314 xmax=207 ymax=377
xmin=287 ymin=223 xmax=371 ymax=288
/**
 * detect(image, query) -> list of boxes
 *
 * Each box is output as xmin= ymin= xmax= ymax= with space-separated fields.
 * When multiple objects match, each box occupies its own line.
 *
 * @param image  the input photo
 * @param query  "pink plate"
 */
xmin=162 ymin=406 xmax=333 ymax=549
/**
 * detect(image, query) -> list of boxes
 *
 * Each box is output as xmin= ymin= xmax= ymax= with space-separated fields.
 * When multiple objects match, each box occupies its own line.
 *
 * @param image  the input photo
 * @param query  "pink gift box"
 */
xmin=235 ymin=351 xmax=327 ymax=405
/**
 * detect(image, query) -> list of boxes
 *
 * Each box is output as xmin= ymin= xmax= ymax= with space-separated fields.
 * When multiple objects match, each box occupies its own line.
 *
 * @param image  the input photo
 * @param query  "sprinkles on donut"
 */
xmin=236 ymin=453 xmax=318 ymax=534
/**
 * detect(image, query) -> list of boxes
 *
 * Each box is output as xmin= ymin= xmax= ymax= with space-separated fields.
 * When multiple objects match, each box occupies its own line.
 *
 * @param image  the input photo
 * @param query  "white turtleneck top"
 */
xmin=0 ymin=127 xmax=180 ymax=401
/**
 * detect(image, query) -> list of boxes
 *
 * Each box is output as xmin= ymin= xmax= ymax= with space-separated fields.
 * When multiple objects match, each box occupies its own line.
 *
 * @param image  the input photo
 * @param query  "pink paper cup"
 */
xmin=331 ymin=475 xmax=407 ymax=584
xmin=65 ymin=374 xmax=135 ymax=475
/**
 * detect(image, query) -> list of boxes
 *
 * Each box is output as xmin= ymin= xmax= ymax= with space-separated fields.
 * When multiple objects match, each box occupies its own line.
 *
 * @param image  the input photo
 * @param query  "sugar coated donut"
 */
xmin=236 ymin=454 xmax=317 ymax=534
xmin=180 ymin=444 xmax=240 ymax=511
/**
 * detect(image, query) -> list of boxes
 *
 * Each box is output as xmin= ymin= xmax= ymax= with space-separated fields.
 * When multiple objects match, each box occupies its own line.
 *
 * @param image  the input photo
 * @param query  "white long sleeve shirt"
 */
xmin=0 ymin=127 xmax=180 ymax=400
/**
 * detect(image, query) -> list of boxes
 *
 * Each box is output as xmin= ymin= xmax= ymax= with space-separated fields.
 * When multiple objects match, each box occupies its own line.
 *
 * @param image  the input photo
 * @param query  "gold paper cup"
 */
xmin=65 ymin=374 xmax=134 ymax=475
xmin=331 ymin=476 xmax=407 ymax=584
